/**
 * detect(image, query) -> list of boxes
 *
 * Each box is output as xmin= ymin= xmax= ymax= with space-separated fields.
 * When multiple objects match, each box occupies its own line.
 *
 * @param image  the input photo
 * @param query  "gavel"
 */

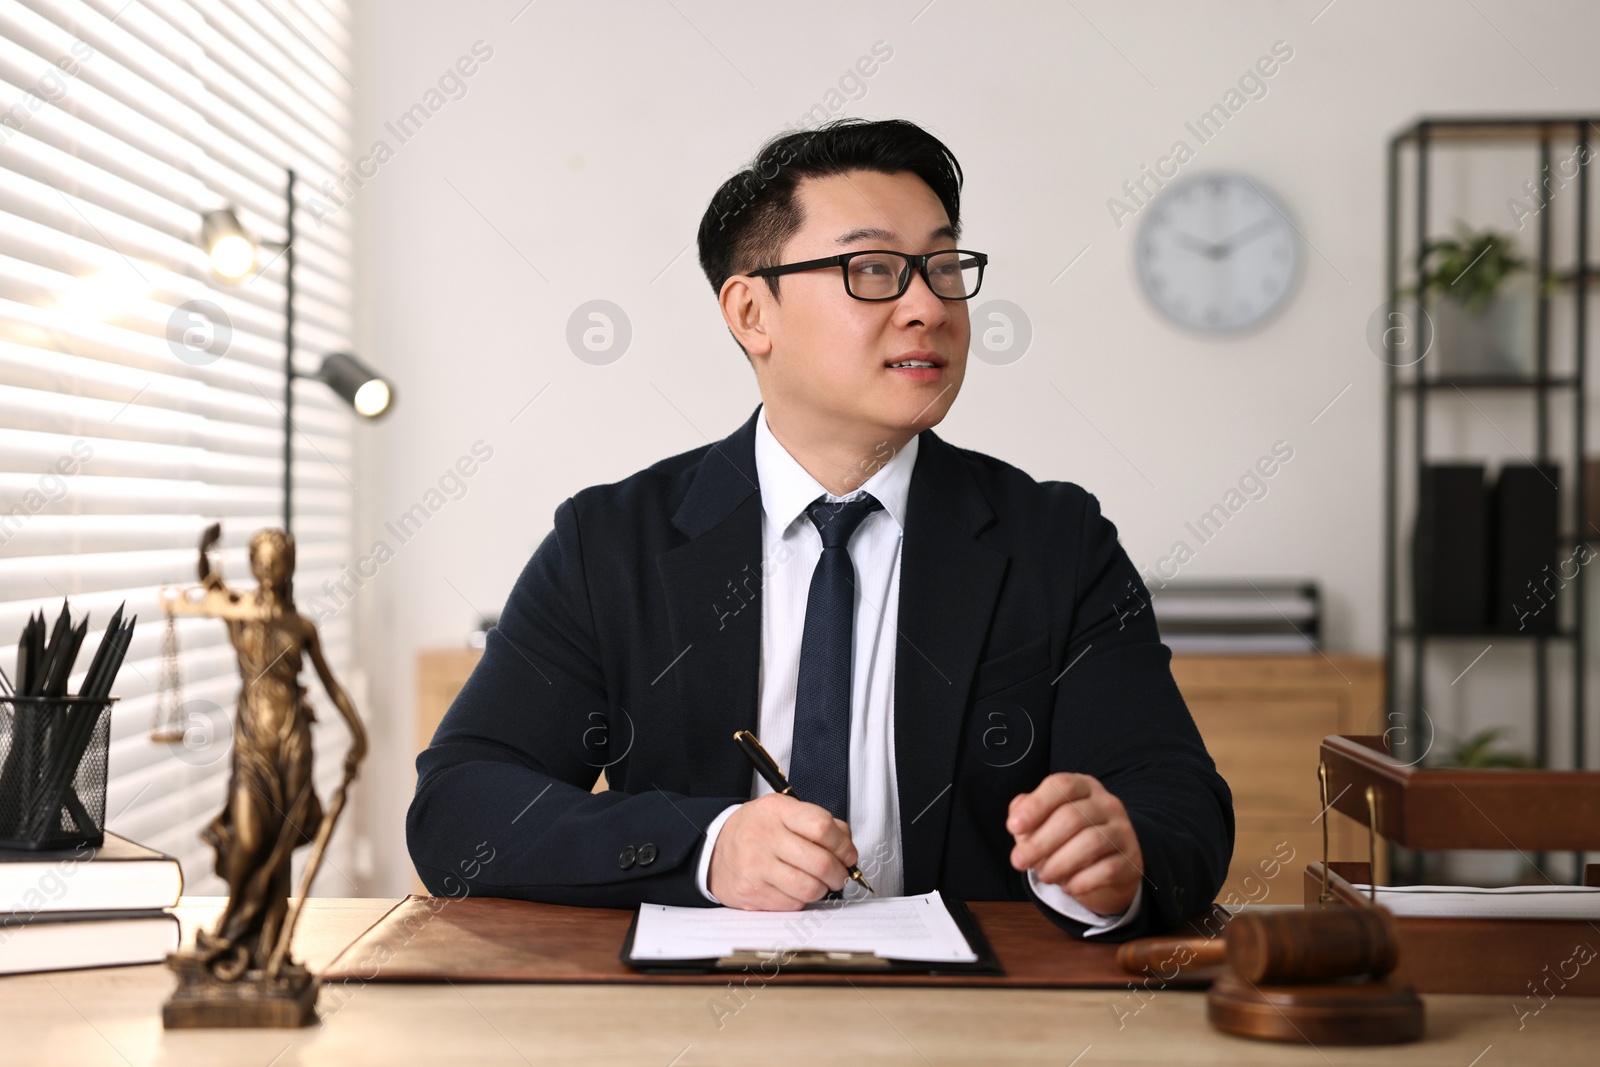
xmin=1117 ymin=904 xmax=1422 ymax=1045
xmin=1117 ymin=905 xmax=1400 ymax=984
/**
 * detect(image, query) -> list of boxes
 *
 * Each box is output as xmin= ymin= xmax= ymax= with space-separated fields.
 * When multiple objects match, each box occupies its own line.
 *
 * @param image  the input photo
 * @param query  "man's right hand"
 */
xmin=706 ymin=793 xmax=858 ymax=911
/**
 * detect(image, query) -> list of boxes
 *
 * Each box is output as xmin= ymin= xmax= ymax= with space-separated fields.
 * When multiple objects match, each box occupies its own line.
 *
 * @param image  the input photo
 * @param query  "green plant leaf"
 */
xmin=1410 ymin=220 xmax=1530 ymax=311
xmin=1443 ymin=726 xmax=1533 ymax=769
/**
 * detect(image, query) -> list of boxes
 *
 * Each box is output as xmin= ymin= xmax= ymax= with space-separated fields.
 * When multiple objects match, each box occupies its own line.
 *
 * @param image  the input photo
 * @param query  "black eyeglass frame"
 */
xmin=745 ymin=248 xmax=989 ymax=302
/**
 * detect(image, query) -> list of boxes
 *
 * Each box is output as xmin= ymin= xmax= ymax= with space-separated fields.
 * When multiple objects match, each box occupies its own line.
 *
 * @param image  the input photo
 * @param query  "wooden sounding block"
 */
xmin=1119 ymin=907 xmax=1424 ymax=1046
xmin=1206 ymin=971 xmax=1424 ymax=1045
xmin=1205 ymin=908 xmax=1423 ymax=1045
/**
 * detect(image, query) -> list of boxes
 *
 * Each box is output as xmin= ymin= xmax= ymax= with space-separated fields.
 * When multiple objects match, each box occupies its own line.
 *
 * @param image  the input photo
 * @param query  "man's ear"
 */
xmin=719 ymin=275 xmax=773 ymax=360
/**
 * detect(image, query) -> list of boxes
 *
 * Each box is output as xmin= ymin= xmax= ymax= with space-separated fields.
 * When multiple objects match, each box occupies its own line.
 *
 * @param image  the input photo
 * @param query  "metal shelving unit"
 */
xmin=1383 ymin=116 xmax=1595 ymax=882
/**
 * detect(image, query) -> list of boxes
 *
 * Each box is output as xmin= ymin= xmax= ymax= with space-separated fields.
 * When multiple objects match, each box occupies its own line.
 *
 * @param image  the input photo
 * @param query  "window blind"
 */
xmin=0 ymin=0 xmax=359 ymax=895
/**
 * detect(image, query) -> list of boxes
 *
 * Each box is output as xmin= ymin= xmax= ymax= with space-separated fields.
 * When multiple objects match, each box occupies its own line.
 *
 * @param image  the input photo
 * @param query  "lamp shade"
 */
xmin=200 ymin=208 xmax=254 ymax=280
xmin=317 ymin=352 xmax=394 ymax=419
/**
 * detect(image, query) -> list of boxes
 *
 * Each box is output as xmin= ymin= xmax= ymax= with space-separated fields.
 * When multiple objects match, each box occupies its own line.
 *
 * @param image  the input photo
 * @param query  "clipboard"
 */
xmin=619 ymin=895 xmax=1005 ymax=976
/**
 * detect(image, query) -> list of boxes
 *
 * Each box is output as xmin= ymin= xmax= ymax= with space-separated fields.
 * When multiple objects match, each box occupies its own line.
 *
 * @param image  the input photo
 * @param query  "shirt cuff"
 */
xmin=1026 ymin=868 xmax=1144 ymax=937
xmin=695 ymin=804 xmax=742 ymax=904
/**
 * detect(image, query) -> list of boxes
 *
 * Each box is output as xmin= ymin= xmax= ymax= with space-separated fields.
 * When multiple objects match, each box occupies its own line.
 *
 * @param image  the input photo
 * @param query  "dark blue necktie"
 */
xmin=789 ymin=492 xmax=883 ymax=822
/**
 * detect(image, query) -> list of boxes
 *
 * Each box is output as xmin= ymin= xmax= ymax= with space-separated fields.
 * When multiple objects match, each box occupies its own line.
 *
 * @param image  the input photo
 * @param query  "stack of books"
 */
xmin=0 ymin=831 xmax=183 ymax=975
xmin=1151 ymin=580 xmax=1321 ymax=654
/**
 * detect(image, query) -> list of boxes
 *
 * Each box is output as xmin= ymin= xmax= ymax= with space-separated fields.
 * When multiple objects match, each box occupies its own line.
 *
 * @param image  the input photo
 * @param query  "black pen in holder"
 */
xmin=0 ymin=695 xmax=115 ymax=850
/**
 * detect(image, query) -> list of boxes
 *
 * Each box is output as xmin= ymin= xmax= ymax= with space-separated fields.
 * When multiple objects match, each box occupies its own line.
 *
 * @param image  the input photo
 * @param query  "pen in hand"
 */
xmin=733 ymin=729 xmax=875 ymax=896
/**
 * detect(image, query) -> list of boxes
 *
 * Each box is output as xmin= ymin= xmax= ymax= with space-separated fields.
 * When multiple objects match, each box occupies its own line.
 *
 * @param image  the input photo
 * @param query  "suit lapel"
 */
xmin=657 ymin=407 xmax=765 ymax=798
xmin=655 ymin=406 xmax=1010 ymax=895
xmin=894 ymin=430 xmax=1007 ymax=894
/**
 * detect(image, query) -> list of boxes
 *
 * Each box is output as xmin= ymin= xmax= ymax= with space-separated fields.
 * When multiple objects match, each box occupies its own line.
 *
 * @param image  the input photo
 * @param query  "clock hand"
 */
xmin=1212 ymin=218 xmax=1275 ymax=258
xmin=1170 ymin=230 xmax=1222 ymax=259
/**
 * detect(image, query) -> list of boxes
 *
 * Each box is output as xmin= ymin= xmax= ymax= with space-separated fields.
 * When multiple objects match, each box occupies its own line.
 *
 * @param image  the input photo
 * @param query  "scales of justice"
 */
xmin=154 ymin=521 xmax=368 ymax=1028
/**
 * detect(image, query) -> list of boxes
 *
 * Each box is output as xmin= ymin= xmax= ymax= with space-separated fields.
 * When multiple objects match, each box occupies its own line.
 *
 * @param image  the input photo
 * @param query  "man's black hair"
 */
xmin=696 ymin=118 xmax=965 ymax=354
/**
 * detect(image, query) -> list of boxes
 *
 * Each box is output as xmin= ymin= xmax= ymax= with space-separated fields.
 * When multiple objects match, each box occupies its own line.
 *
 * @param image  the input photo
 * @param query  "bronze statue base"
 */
xmin=161 ymin=950 xmax=320 ymax=1029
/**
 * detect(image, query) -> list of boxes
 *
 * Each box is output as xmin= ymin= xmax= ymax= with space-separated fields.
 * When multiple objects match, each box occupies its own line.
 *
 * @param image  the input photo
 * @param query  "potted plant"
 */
xmin=1426 ymin=727 xmax=1536 ymax=886
xmin=1442 ymin=726 xmax=1535 ymax=770
xmin=1408 ymin=222 xmax=1549 ymax=377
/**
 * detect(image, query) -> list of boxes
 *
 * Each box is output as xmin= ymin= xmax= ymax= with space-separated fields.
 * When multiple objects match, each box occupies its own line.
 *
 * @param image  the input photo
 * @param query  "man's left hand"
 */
xmin=1007 ymin=772 xmax=1144 ymax=916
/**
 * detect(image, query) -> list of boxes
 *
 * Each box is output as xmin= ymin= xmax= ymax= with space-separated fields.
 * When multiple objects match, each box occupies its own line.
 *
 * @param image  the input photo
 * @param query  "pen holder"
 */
xmin=0 ymin=696 xmax=115 ymax=850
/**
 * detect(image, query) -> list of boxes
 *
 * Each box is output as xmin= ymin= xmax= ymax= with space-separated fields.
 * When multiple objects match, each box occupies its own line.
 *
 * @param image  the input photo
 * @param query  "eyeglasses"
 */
xmin=746 ymin=248 xmax=988 ymax=302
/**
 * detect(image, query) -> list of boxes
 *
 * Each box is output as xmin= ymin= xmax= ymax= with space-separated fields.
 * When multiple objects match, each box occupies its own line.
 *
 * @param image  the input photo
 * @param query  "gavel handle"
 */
xmin=1116 ymin=936 xmax=1227 ymax=976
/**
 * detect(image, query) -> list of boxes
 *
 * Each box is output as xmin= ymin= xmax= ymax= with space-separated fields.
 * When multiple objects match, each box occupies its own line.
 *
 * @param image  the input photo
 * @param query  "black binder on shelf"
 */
xmin=1414 ymin=463 xmax=1489 ymax=632
xmin=1492 ymin=462 xmax=1560 ymax=633
xmin=619 ymin=896 xmax=1004 ymax=976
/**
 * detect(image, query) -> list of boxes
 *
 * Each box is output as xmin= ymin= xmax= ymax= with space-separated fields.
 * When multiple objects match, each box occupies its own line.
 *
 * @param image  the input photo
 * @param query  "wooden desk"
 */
xmin=0 ymin=897 xmax=1591 ymax=1064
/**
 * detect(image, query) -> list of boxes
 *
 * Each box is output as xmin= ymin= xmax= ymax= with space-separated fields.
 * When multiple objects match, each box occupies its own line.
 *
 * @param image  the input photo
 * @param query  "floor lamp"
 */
xmin=199 ymin=168 xmax=393 ymax=537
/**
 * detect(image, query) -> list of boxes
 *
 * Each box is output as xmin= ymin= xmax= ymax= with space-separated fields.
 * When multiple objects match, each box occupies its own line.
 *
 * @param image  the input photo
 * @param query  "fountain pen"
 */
xmin=732 ymin=729 xmax=875 ymax=895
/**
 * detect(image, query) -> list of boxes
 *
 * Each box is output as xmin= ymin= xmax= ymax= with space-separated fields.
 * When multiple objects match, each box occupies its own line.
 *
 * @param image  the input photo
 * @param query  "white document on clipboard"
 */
xmin=629 ymin=889 xmax=979 ymax=963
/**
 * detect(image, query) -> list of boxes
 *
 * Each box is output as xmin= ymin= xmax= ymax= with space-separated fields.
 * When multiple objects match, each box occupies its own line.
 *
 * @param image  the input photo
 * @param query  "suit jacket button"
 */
xmin=637 ymin=843 xmax=658 ymax=867
xmin=618 ymin=844 xmax=637 ymax=870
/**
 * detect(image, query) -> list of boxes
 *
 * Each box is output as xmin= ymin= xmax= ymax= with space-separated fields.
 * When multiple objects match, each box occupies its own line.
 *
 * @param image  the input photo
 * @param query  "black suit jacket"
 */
xmin=407 ymin=404 xmax=1233 ymax=940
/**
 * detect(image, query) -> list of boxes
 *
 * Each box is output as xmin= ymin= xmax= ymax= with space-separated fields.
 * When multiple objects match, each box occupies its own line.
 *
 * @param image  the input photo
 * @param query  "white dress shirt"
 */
xmin=694 ymin=406 xmax=1141 ymax=935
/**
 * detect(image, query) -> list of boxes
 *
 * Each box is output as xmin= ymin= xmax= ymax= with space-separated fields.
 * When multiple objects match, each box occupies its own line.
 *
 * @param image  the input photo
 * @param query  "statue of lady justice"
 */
xmin=161 ymin=522 xmax=368 ymax=1028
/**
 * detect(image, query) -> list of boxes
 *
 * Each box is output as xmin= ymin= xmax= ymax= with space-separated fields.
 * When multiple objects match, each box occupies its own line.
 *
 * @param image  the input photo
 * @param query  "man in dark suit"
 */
xmin=408 ymin=117 xmax=1232 ymax=941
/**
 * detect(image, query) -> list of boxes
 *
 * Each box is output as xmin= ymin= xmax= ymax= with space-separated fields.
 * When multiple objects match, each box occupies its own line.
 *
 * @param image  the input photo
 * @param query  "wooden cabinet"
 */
xmin=1171 ymin=654 xmax=1387 ymax=905
xmin=416 ymin=648 xmax=482 ymax=759
xmin=416 ymin=647 xmax=611 ymax=795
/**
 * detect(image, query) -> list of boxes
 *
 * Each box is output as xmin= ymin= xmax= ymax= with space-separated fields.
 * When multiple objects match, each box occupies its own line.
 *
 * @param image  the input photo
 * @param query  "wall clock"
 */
xmin=1134 ymin=171 xmax=1299 ymax=333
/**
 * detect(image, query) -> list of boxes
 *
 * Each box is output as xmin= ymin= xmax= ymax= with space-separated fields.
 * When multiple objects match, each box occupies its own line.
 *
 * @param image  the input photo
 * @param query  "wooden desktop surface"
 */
xmin=0 ymin=897 xmax=1592 ymax=1065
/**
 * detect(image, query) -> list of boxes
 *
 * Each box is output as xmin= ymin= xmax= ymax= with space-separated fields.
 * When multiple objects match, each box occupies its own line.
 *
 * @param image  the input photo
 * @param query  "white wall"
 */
xmin=346 ymin=0 xmax=1600 ymax=895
